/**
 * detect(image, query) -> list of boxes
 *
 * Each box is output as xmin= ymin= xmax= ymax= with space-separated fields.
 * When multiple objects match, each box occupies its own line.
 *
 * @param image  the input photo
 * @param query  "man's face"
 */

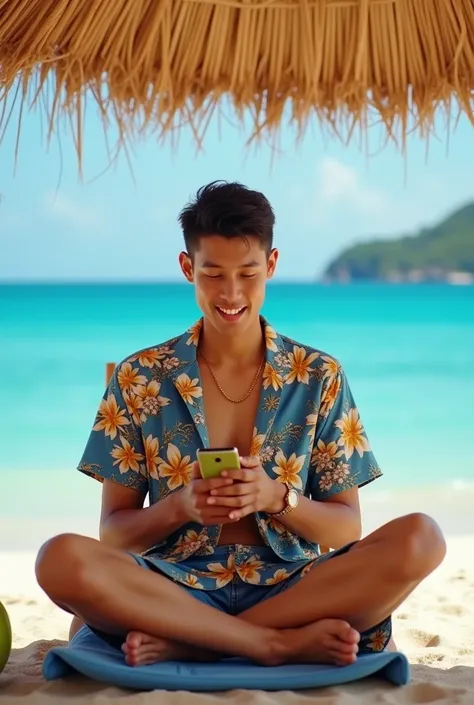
xmin=179 ymin=235 xmax=278 ymax=335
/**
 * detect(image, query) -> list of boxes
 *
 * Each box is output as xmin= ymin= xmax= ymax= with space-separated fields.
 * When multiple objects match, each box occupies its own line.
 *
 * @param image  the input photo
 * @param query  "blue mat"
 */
xmin=42 ymin=626 xmax=410 ymax=691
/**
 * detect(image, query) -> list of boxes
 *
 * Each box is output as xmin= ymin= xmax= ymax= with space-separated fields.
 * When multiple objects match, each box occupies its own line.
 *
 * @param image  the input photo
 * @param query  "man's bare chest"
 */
xmin=199 ymin=365 xmax=261 ymax=456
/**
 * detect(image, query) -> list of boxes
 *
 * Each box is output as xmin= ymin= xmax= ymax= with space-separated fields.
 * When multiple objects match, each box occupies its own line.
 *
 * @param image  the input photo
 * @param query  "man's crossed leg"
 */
xmin=36 ymin=513 xmax=446 ymax=667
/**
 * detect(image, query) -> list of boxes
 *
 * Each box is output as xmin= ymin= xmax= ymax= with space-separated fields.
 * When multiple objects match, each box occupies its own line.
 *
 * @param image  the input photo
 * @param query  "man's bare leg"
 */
xmin=386 ymin=636 xmax=397 ymax=652
xmin=69 ymin=615 xmax=84 ymax=641
xmin=67 ymin=585 xmax=358 ymax=667
xmin=35 ymin=533 xmax=357 ymax=666
xmin=238 ymin=513 xmax=446 ymax=631
xmin=124 ymin=513 xmax=444 ymax=665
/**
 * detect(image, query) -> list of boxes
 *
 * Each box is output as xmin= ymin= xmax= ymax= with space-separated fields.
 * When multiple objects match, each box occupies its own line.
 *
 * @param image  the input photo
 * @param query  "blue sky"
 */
xmin=1 ymin=98 xmax=474 ymax=282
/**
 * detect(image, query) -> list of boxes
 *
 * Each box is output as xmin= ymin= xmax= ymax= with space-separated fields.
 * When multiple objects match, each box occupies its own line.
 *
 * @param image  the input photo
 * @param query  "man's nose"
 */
xmin=220 ymin=277 xmax=242 ymax=302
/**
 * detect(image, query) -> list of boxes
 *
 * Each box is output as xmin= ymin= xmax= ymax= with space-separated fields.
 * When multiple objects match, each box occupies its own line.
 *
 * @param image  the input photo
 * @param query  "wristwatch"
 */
xmin=271 ymin=483 xmax=299 ymax=518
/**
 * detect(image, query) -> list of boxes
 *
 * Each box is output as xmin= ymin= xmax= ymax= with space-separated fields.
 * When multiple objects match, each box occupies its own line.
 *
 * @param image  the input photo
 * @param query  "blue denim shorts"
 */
xmin=90 ymin=542 xmax=392 ymax=654
xmin=136 ymin=544 xmax=313 ymax=614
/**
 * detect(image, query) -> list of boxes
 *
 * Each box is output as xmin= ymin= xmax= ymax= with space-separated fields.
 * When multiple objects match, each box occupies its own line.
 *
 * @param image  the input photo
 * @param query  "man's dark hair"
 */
xmin=178 ymin=181 xmax=275 ymax=255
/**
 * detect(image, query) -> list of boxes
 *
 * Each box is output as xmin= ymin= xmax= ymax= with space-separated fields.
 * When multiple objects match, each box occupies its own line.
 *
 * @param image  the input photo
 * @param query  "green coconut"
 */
xmin=0 ymin=601 xmax=12 ymax=673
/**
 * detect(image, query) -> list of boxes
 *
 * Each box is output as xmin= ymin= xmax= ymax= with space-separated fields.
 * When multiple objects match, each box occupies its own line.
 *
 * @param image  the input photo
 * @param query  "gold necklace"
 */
xmin=199 ymin=348 xmax=265 ymax=404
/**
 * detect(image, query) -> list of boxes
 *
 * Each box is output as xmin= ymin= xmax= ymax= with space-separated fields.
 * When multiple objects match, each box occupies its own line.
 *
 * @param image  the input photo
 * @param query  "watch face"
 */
xmin=288 ymin=489 xmax=299 ymax=507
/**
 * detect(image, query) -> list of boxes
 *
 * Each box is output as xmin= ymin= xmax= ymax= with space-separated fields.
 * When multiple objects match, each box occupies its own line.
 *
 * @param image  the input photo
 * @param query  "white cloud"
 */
xmin=43 ymin=192 xmax=104 ymax=231
xmin=318 ymin=157 xmax=391 ymax=217
xmin=287 ymin=157 xmax=393 ymax=237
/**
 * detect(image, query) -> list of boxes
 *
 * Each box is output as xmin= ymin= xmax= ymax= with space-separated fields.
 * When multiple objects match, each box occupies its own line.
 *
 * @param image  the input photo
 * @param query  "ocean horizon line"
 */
xmin=1 ymin=279 xmax=473 ymax=287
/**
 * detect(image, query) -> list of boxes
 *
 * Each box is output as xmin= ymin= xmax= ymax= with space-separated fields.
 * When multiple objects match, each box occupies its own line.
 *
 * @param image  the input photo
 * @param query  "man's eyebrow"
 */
xmin=201 ymin=260 xmax=261 ymax=268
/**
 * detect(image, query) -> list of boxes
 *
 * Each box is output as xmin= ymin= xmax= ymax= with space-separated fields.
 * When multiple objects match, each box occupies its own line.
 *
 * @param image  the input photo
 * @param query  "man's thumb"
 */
xmin=191 ymin=460 xmax=201 ymax=479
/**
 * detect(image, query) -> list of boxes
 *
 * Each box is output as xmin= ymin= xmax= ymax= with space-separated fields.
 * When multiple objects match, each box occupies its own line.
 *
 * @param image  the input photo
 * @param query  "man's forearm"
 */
xmin=269 ymin=485 xmax=361 ymax=549
xmin=100 ymin=492 xmax=187 ymax=553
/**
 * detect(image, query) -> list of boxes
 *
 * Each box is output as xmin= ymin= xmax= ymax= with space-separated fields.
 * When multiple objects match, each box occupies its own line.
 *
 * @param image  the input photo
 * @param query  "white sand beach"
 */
xmin=1 ymin=516 xmax=473 ymax=705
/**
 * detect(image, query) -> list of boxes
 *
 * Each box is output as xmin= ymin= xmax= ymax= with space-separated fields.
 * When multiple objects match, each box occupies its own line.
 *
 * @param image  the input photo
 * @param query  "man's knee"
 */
xmin=35 ymin=533 xmax=97 ymax=600
xmin=393 ymin=513 xmax=446 ymax=580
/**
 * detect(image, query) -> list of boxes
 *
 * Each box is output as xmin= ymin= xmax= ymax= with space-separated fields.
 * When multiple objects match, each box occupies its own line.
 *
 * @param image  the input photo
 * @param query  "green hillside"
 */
xmin=323 ymin=203 xmax=474 ymax=283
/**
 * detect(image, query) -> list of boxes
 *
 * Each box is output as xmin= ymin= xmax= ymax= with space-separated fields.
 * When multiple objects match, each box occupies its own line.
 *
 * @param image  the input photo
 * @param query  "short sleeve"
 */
xmin=77 ymin=366 xmax=148 ymax=494
xmin=309 ymin=364 xmax=382 ymax=500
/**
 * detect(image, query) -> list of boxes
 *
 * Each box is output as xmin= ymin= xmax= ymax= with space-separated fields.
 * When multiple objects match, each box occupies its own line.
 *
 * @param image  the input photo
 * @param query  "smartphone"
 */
xmin=197 ymin=447 xmax=240 ymax=479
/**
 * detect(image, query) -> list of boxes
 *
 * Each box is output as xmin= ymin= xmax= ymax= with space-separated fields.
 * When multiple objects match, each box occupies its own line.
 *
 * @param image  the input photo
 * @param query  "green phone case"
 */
xmin=197 ymin=448 xmax=240 ymax=478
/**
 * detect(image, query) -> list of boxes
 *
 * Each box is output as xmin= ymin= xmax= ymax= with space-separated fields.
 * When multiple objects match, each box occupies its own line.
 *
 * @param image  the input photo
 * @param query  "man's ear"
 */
xmin=267 ymin=248 xmax=279 ymax=280
xmin=179 ymin=251 xmax=194 ymax=283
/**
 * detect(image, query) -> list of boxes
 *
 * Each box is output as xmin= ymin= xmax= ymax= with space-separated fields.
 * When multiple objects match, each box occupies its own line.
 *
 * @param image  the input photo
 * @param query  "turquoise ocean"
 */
xmin=2 ymin=283 xmax=474 ymax=539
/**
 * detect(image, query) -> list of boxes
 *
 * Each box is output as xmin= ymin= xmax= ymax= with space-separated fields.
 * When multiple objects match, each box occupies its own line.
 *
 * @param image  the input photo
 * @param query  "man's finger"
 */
xmin=199 ymin=512 xmax=240 ymax=524
xmin=209 ymin=483 xmax=254 ymax=497
xmin=238 ymin=456 xmax=261 ymax=468
xmin=193 ymin=477 xmax=234 ymax=493
xmin=202 ymin=510 xmax=240 ymax=519
xmin=207 ymin=495 xmax=255 ymax=509
xmin=191 ymin=460 xmax=201 ymax=479
xmin=228 ymin=504 xmax=256 ymax=521
xmin=220 ymin=468 xmax=256 ymax=483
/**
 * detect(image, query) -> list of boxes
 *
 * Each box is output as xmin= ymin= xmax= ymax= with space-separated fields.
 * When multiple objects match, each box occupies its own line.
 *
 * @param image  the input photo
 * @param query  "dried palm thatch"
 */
xmin=1 ymin=0 xmax=474 ymax=166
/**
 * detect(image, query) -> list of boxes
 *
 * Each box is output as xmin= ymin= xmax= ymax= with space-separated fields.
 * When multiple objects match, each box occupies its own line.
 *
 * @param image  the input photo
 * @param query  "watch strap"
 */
xmin=271 ymin=483 xmax=297 ymax=518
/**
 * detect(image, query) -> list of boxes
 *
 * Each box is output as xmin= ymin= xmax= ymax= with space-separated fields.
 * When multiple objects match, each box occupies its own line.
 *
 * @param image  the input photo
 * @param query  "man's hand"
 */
xmin=178 ymin=462 xmax=240 ymax=525
xmin=206 ymin=456 xmax=287 ymax=520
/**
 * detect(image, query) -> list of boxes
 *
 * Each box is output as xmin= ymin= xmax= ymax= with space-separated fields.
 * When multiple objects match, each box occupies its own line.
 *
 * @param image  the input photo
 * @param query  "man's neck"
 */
xmin=199 ymin=317 xmax=265 ymax=366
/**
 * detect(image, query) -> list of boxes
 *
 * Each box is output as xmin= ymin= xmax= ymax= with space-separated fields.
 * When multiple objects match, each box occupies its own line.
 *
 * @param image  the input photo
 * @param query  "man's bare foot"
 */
xmin=123 ymin=619 xmax=359 ymax=668
xmin=273 ymin=619 xmax=360 ymax=667
xmin=122 ymin=632 xmax=217 ymax=667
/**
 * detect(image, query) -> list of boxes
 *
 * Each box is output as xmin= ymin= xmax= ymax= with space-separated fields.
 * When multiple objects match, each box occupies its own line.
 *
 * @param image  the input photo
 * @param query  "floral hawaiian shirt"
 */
xmin=78 ymin=317 xmax=382 ymax=590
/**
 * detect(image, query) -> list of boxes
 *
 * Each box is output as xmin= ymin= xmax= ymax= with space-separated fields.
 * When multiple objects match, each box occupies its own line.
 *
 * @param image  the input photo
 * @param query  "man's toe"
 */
xmin=335 ymin=622 xmax=360 ymax=644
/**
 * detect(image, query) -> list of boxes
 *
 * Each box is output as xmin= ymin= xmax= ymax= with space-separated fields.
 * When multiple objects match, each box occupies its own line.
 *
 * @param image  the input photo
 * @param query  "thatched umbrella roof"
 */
xmin=1 ymin=0 xmax=474 ymax=165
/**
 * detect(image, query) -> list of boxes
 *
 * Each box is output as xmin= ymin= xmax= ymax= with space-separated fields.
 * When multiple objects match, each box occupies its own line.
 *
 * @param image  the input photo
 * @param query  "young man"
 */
xmin=35 ymin=181 xmax=445 ymax=668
